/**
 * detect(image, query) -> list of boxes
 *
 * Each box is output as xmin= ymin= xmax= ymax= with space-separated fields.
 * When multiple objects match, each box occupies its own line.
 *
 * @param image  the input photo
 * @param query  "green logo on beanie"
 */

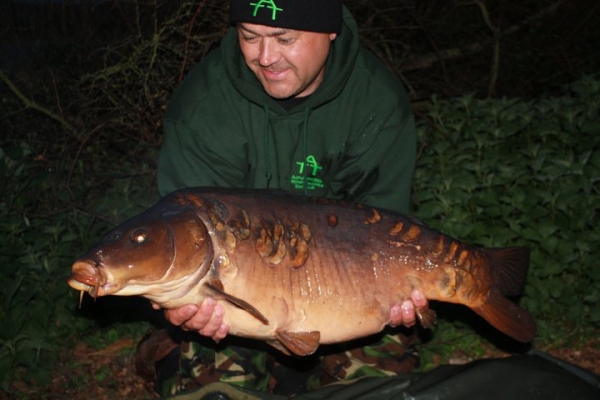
xmin=250 ymin=0 xmax=283 ymax=20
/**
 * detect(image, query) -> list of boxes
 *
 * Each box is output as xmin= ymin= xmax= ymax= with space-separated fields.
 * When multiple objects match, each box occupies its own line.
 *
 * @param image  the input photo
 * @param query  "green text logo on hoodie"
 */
xmin=291 ymin=155 xmax=324 ymax=190
xmin=250 ymin=0 xmax=283 ymax=20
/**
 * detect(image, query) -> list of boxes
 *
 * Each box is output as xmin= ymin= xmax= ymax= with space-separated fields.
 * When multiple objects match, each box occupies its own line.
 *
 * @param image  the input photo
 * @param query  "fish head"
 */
xmin=68 ymin=207 xmax=213 ymax=301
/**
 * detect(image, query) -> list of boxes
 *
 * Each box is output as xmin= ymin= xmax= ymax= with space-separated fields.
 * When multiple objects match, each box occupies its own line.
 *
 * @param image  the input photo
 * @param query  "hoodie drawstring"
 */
xmin=263 ymin=106 xmax=311 ymax=192
xmin=263 ymin=105 xmax=272 ymax=188
xmin=302 ymin=108 xmax=309 ymax=196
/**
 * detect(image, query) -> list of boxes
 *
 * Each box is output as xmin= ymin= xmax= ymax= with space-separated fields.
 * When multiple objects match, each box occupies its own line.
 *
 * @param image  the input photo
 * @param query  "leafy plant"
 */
xmin=413 ymin=76 xmax=600 ymax=344
xmin=0 ymin=140 xmax=157 ymax=390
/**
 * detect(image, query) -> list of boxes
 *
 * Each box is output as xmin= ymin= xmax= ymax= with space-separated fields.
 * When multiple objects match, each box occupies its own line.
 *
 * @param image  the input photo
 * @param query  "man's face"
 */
xmin=237 ymin=23 xmax=337 ymax=99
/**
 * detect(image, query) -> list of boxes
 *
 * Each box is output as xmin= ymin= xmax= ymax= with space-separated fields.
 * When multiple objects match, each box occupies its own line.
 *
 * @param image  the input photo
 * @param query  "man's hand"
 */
xmin=389 ymin=290 xmax=429 ymax=327
xmin=157 ymin=290 xmax=429 ymax=341
xmin=153 ymin=297 xmax=229 ymax=341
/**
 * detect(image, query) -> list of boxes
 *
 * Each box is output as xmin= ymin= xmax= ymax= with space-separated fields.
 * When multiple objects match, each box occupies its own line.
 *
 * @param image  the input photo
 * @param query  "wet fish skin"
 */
xmin=68 ymin=187 xmax=536 ymax=356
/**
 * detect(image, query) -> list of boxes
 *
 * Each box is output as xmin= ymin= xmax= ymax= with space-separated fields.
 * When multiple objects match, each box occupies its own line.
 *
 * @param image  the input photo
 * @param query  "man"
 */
xmin=142 ymin=0 xmax=429 ymax=396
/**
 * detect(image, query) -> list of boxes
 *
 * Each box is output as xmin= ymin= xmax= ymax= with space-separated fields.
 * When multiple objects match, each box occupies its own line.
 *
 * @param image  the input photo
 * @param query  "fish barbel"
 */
xmin=68 ymin=187 xmax=536 ymax=356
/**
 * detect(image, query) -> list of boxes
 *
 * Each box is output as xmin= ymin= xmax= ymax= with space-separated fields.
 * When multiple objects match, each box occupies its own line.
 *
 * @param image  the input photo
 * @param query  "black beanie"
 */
xmin=230 ymin=0 xmax=343 ymax=33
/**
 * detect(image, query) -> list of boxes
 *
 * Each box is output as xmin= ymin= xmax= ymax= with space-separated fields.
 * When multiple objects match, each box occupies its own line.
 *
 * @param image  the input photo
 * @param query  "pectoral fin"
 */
xmin=275 ymin=330 xmax=321 ymax=356
xmin=203 ymin=281 xmax=269 ymax=325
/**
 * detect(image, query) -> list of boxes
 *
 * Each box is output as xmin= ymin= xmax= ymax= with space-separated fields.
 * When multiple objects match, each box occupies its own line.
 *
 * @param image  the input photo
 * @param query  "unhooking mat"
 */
xmin=166 ymin=350 xmax=600 ymax=400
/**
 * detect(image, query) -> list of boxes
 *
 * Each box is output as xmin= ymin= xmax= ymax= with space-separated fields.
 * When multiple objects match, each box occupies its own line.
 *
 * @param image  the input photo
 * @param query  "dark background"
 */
xmin=1 ymin=0 xmax=598 ymax=100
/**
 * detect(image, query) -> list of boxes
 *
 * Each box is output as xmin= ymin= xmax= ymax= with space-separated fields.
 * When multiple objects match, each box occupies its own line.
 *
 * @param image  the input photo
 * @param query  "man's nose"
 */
xmin=259 ymin=39 xmax=280 ymax=66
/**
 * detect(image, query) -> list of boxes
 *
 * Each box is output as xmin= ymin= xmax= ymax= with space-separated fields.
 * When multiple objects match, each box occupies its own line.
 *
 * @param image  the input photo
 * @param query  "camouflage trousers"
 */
xmin=158 ymin=330 xmax=419 ymax=397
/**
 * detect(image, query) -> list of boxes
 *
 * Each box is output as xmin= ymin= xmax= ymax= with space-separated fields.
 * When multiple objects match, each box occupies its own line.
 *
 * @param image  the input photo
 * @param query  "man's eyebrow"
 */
xmin=238 ymin=25 xmax=292 ymax=37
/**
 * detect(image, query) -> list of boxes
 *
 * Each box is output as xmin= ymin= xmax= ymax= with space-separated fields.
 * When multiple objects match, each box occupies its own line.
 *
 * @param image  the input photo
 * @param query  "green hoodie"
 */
xmin=158 ymin=8 xmax=416 ymax=213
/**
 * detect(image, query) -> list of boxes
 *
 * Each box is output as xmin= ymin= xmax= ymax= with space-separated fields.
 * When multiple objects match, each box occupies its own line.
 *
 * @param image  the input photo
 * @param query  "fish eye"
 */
xmin=131 ymin=229 xmax=148 ymax=244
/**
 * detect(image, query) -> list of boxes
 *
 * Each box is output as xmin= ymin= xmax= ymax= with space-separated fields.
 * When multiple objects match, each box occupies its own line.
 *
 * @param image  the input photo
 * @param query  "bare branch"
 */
xmin=401 ymin=0 xmax=566 ymax=76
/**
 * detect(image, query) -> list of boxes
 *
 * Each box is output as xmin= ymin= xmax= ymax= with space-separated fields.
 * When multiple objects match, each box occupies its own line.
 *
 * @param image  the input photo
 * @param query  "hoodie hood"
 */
xmin=221 ymin=7 xmax=361 ymax=114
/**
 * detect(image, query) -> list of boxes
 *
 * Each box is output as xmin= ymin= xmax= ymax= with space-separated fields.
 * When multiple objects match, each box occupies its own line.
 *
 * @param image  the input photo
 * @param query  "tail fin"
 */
xmin=473 ymin=292 xmax=536 ymax=342
xmin=486 ymin=247 xmax=530 ymax=296
xmin=474 ymin=246 xmax=536 ymax=342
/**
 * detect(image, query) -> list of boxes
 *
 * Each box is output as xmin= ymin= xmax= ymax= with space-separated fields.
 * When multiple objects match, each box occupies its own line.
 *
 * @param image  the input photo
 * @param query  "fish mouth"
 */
xmin=67 ymin=279 xmax=94 ymax=292
xmin=67 ymin=260 xmax=103 ymax=298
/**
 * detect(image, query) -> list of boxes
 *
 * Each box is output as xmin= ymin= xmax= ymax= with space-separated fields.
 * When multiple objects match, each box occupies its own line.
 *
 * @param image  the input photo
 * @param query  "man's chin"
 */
xmin=264 ymin=85 xmax=299 ymax=100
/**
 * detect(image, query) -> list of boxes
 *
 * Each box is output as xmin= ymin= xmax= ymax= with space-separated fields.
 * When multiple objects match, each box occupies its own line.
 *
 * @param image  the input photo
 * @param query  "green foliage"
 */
xmin=0 ymin=1 xmax=224 ymax=392
xmin=413 ymin=76 xmax=600 ymax=342
xmin=0 ymin=139 xmax=157 ymax=391
xmin=417 ymin=319 xmax=496 ymax=372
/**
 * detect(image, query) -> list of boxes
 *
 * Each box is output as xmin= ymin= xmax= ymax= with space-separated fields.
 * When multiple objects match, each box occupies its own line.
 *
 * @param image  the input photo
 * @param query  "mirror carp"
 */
xmin=68 ymin=187 xmax=536 ymax=356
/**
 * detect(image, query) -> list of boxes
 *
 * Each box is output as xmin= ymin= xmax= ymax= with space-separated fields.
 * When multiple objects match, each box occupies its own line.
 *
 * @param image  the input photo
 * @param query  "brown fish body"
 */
xmin=69 ymin=187 xmax=536 ymax=355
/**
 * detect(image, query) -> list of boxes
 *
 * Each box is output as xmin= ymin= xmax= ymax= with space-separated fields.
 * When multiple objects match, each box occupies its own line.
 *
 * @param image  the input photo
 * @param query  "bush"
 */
xmin=0 ymin=140 xmax=157 ymax=389
xmin=412 ymin=76 xmax=600 ymax=341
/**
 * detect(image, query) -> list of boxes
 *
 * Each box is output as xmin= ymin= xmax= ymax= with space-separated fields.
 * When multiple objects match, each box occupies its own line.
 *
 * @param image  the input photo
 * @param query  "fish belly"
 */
xmin=219 ymin=248 xmax=417 ymax=343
